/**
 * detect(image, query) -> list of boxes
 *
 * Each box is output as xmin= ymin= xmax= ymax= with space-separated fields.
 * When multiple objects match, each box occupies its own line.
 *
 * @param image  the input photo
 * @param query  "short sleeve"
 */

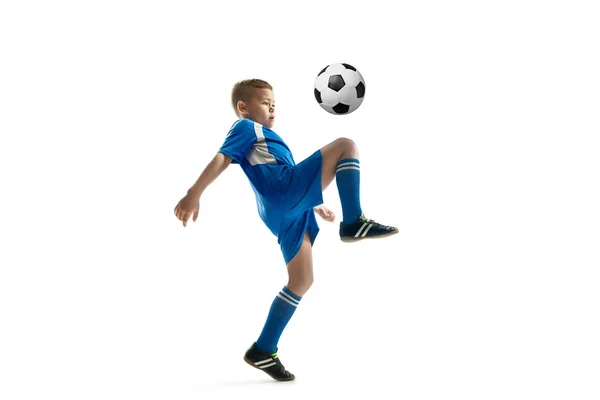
xmin=218 ymin=119 xmax=258 ymax=164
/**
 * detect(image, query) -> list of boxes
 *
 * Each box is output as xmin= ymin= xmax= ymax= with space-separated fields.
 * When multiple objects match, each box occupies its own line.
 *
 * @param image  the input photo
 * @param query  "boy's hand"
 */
xmin=174 ymin=191 xmax=200 ymax=227
xmin=314 ymin=205 xmax=335 ymax=222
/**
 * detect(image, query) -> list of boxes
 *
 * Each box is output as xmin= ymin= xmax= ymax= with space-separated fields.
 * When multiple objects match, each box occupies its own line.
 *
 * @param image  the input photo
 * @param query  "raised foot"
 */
xmin=339 ymin=213 xmax=398 ymax=242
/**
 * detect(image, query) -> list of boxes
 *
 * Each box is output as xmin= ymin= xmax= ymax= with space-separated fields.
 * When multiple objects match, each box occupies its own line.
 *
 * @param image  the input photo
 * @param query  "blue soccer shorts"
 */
xmin=271 ymin=149 xmax=324 ymax=264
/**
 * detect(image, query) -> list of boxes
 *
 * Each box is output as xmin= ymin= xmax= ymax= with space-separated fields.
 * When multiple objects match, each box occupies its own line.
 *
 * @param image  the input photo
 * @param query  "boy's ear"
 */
xmin=236 ymin=100 xmax=248 ymax=116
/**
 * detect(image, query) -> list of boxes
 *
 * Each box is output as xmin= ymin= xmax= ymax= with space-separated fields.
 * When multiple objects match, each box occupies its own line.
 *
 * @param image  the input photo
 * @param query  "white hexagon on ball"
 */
xmin=319 ymin=87 xmax=339 ymax=107
xmin=325 ymin=63 xmax=346 ymax=75
xmin=314 ymin=72 xmax=329 ymax=91
xmin=341 ymin=69 xmax=361 ymax=87
xmin=337 ymin=85 xmax=361 ymax=107
xmin=346 ymin=102 xmax=361 ymax=115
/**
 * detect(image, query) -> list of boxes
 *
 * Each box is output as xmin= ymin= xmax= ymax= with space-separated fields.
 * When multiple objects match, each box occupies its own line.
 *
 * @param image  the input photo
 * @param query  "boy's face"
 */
xmin=239 ymin=88 xmax=275 ymax=129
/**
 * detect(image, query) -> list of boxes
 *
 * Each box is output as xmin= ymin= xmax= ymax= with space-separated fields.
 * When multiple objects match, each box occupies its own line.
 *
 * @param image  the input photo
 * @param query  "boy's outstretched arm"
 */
xmin=174 ymin=152 xmax=232 ymax=227
xmin=188 ymin=152 xmax=232 ymax=196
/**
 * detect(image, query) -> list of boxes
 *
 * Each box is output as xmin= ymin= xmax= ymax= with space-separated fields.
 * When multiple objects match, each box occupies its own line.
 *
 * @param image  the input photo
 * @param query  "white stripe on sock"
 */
xmin=336 ymin=166 xmax=360 ymax=173
xmin=277 ymin=294 xmax=298 ymax=307
xmin=337 ymin=161 xmax=360 ymax=169
xmin=280 ymin=291 xmax=299 ymax=305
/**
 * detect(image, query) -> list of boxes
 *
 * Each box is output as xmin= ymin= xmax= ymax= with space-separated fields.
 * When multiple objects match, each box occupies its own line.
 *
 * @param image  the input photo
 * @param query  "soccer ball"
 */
xmin=314 ymin=63 xmax=366 ymax=115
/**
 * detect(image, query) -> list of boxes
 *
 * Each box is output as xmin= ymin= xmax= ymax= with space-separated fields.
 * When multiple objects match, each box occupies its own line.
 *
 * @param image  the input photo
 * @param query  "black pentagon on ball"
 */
xmin=328 ymin=75 xmax=345 ymax=91
xmin=356 ymin=81 xmax=365 ymax=98
xmin=332 ymin=103 xmax=350 ymax=114
xmin=341 ymin=63 xmax=356 ymax=71
xmin=314 ymin=88 xmax=322 ymax=104
xmin=318 ymin=65 xmax=328 ymax=76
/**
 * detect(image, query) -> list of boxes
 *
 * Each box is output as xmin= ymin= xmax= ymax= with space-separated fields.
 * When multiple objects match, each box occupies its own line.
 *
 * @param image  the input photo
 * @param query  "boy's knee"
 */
xmin=299 ymin=274 xmax=314 ymax=291
xmin=337 ymin=137 xmax=358 ymax=157
xmin=337 ymin=137 xmax=356 ymax=147
xmin=305 ymin=274 xmax=314 ymax=289
xmin=288 ymin=274 xmax=313 ymax=296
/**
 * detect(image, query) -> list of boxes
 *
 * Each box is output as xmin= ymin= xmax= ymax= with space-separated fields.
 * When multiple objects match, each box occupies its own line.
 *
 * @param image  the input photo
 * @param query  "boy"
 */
xmin=174 ymin=79 xmax=397 ymax=381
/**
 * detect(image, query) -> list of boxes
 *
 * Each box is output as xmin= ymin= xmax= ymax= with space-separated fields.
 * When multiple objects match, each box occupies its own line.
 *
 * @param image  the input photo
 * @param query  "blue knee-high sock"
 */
xmin=336 ymin=158 xmax=363 ymax=223
xmin=256 ymin=287 xmax=302 ymax=353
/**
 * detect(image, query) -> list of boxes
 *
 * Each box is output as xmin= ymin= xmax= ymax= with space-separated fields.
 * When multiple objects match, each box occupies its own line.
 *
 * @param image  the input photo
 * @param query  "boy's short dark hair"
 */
xmin=231 ymin=79 xmax=273 ymax=117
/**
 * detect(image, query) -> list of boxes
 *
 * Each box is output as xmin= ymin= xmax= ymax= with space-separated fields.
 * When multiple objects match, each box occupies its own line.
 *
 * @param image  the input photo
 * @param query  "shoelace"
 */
xmin=360 ymin=214 xmax=374 ymax=224
xmin=360 ymin=214 xmax=393 ymax=230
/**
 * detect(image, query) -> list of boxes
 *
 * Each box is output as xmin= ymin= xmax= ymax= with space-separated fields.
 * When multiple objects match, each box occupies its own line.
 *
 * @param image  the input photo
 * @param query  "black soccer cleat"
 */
xmin=339 ymin=213 xmax=398 ymax=242
xmin=243 ymin=342 xmax=295 ymax=381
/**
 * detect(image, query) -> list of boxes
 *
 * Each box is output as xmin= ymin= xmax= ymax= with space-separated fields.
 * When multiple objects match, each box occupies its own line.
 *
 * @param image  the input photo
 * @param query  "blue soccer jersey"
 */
xmin=218 ymin=118 xmax=324 ymax=263
xmin=218 ymin=119 xmax=296 ymax=209
xmin=219 ymin=118 xmax=295 ymax=167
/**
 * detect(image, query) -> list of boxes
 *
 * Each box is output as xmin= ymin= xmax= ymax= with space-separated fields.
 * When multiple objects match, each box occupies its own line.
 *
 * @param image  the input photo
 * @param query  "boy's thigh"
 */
xmin=283 ymin=150 xmax=324 ymax=216
xmin=278 ymin=211 xmax=319 ymax=265
xmin=286 ymin=231 xmax=313 ymax=271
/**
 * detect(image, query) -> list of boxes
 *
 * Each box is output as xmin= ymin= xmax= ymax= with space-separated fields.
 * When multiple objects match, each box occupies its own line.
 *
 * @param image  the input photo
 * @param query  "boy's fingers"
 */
xmin=193 ymin=210 xmax=198 ymax=221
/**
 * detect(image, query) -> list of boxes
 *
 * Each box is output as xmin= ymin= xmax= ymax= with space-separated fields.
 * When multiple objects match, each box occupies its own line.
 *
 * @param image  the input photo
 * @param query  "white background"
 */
xmin=1 ymin=1 xmax=599 ymax=399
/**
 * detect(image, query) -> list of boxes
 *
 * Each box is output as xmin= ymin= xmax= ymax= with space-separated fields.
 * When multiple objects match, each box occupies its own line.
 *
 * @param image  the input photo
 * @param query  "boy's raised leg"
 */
xmin=319 ymin=137 xmax=398 ymax=242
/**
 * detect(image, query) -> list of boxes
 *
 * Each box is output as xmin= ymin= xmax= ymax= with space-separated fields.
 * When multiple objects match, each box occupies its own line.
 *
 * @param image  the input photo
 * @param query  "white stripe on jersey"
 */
xmin=246 ymin=122 xmax=277 ymax=165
